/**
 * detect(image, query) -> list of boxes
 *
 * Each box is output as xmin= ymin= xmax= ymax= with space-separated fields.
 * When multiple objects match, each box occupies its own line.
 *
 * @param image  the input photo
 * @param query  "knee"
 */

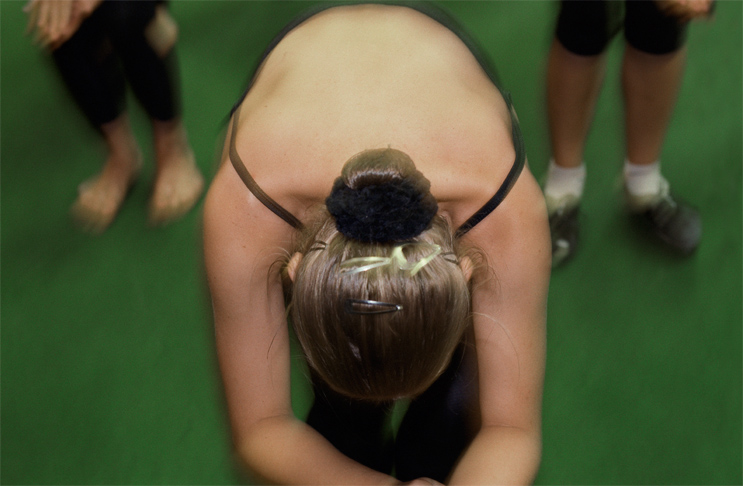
xmin=107 ymin=2 xmax=178 ymax=58
xmin=144 ymin=6 xmax=179 ymax=58
xmin=624 ymin=0 xmax=689 ymax=55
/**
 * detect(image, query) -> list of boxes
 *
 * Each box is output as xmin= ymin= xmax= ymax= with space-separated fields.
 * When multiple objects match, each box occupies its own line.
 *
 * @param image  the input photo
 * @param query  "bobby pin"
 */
xmin=307 ymin=241 xmax=328 ymax=253
xmin=441 ymin=252 xmax=459 ymax=264
xmin=344 ymin=299 xmax=403 ymax=315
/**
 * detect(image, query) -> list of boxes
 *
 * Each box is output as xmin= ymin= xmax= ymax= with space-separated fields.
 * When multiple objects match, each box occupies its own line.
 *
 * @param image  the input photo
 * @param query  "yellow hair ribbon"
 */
xmin=339 ymin=243 xmax=442 ymax=276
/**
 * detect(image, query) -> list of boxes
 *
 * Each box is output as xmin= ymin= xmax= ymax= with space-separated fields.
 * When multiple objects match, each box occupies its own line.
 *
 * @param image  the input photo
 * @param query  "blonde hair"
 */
xmin=288 ymin=149 xmax=473 ymax=401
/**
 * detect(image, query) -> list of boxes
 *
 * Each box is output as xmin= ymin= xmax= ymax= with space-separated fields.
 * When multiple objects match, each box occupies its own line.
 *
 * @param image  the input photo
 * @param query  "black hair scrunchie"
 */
xmin=326 ymin=178 xmax=438 ymax=243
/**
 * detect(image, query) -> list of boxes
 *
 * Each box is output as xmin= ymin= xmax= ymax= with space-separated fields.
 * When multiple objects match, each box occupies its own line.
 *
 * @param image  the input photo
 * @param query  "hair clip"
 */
xmin=339 ymin=243 xmax=442 ymax=276
xmin=345 ymin=299 xmax=403 ymax=315
xmin=441 ymin=252 xmax=459 ymax=264
xmin=307 ymin=241 xmax=328 ymax=253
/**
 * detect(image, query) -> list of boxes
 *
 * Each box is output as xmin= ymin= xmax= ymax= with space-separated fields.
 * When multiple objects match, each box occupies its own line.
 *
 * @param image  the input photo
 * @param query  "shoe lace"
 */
xmin=648 ymin=194 xmax=678 ymax=228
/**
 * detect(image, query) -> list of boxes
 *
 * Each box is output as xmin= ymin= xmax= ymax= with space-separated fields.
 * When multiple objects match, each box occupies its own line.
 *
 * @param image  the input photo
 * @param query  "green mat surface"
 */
xmin=2 ymin=2 xmax=741 ymax=484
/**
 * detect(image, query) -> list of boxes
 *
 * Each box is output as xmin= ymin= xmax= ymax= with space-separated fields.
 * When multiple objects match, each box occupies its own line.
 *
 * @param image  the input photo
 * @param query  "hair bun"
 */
xmin=326 ymin=176 xmax=438 ymax=243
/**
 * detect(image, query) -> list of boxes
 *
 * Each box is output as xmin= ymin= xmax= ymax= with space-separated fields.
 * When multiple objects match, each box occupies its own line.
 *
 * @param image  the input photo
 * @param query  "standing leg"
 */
xmin=70 ymin=115 xmax=142 ymax=233
xmin=621 ymin=1 xmax=701 ymax=253
xmin=543 ymin=0 xmax=620 ymax=265
xmin=546 ymin=41 xmax=607 ymax=176
xmin=149 ymin=116 xmax=203 ymax=226
xmin=51 ymin=7 xmax=141 ymax=233
xmin=622 ymin=45 xmax=686 ymax=166
xmin=105 ymin=1 xmax=203 ymax=226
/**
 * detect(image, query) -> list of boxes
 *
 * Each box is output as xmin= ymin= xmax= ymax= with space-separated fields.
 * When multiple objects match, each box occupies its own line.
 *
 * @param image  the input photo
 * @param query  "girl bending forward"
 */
xmin=204 ymin=4 xmax=550 ymax=484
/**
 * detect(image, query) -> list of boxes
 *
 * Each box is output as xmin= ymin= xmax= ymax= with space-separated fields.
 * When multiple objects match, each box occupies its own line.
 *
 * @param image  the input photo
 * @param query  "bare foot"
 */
xmin=71 ymin=148 xmax=141 ymax=234
xmin=149 ymin=122 xmax=204 ymax=226
xmin=149 ymin=149 xmax=204 ymax=225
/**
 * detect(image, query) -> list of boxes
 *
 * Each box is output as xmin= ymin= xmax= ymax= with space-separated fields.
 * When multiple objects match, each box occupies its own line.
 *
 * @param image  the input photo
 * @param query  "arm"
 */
xmin=203 ymin=146 xmax=399 ymax=485
xmin=450 ymin=167 xmax=551 ymax=485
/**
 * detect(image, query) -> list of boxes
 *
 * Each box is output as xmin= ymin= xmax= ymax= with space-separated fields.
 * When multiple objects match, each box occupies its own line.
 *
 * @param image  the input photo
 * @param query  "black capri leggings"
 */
xmin=556 ymin=0 xmax=690 ymax=56
xmin=306 ymin=339 xmax=479 ymax=483
xmin=51 ymin=0 xmax=181 ymax=128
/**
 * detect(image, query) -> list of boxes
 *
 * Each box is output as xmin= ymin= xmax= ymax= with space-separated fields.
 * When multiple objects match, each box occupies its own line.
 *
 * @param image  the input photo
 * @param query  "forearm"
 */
xmin=449 ymin=425 xmax=541 ymax=485
xmin=239 ymin=414 xmax=399 ymax=485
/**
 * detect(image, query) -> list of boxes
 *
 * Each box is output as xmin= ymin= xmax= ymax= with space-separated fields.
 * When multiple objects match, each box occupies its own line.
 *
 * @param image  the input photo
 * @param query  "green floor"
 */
xmin=2 ymin=1 xmax=741 ymax=484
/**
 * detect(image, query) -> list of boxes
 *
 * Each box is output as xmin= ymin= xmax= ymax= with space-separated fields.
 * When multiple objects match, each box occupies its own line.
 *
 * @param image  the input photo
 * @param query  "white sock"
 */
xmin=623 ymin=159 xmax=663 ymax=197
xmin=544 ymin=159 xmax=586 ymax=206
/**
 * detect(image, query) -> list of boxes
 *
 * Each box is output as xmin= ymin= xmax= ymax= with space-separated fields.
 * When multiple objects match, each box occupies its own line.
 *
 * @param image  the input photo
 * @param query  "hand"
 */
xmin=75 ymin=0 xmax=103 ymax=17
xmin=655 ymin=0 xmax=715 ymax=22
xmin=401 ymin=478 xmax=445 ymax=486
xmin=24 ymin=0 xmax=102 ymax=50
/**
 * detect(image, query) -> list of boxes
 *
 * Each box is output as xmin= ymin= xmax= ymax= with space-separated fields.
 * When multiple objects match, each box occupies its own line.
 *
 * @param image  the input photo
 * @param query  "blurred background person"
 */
xmin=543 ymin=0 xmax=713 ymax=266
xmin=25 ymin=0 xmax=204 ymax=233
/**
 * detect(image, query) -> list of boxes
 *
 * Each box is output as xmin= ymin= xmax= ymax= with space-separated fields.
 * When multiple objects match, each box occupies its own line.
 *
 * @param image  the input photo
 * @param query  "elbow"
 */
xmin=495 ymin=424 xmax=542 ymax=483
xmin=230 ymin=413 xmax=297 ymax=482
xmin=516 ymin=423 xmax=542 ymax=483
xmin=477 ymin=423 xmax=543 ymax=484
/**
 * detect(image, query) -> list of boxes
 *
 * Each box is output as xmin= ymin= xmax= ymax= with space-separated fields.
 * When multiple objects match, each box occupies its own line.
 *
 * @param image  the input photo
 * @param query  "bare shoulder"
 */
xmin=463 ymin=165 xmax=550 ymax=276
xmin=462 ymin=163 xmax=551 ymax=349
xmin=203 ymin=156 xmax=298 ymax=302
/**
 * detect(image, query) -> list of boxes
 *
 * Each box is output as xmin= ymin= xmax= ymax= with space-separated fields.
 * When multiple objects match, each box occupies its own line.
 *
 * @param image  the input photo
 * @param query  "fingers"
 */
xmin=75 ymin=0 xmax=103 ymax=17
xmin=402 ymin=478 xmax=445 ymax=486
xmin=35 ymin=0 xmax=53 ymax=44
xmin=24 ymin=0 xmax=83 ymax=50
xmin=656 ymin=0 xmax=714 ymax=22
xmin=26 ymin=0 xmax=57 ymax=47
xmin=24 ymin=0 xmax=39 ymax=36
xmin=49 ymin=1 xmax=73 ymax=46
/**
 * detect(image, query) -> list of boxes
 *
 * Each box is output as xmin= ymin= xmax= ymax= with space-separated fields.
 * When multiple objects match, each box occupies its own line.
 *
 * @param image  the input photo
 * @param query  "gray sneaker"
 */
xmin=547 ymin=195 xmax=580 ymax=267
xmin=626 ymin=179 xmax=701 ymax=254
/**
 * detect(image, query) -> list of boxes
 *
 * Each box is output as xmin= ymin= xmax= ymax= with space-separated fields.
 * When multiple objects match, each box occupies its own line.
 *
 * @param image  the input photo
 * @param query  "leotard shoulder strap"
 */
xmin=229 ymin=103 xmax=304 ymax=230
xmin=454 ymin=91 xmax=525 ymax=238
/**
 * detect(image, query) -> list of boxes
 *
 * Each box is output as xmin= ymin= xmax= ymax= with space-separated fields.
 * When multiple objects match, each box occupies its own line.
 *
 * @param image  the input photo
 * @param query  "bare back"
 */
xmin=228 ymin=4 xmax=518 ymax=229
